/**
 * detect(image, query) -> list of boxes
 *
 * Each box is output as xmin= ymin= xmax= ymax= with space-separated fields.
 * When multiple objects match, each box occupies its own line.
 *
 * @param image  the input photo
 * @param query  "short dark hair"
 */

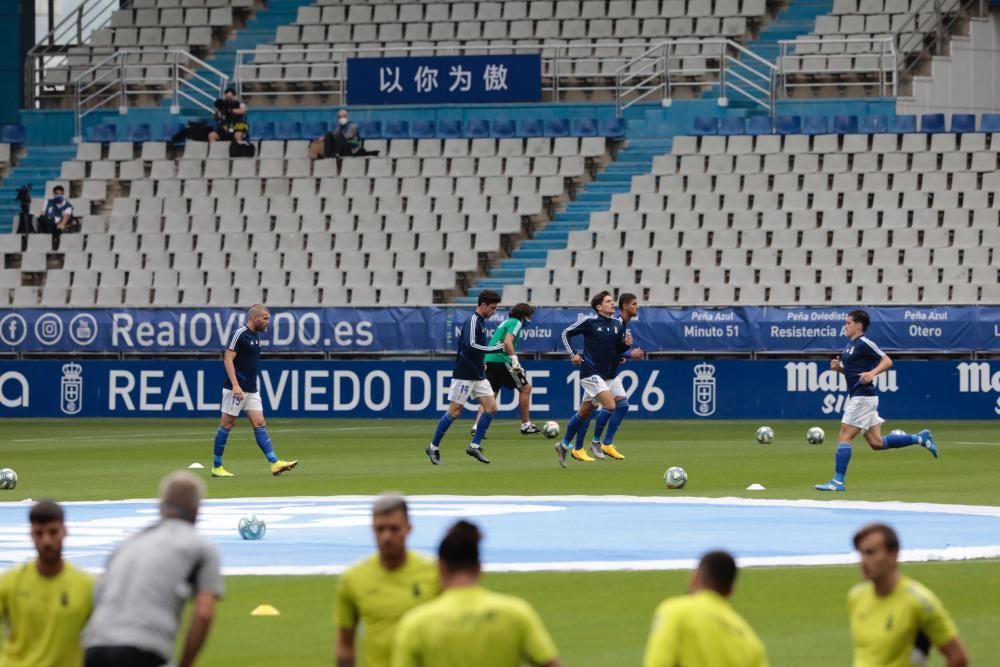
xmin=478 ymin=290 xmax=501 ymax=306
xmin=590 ymin=290 xmax=611 ymax=311
xmin=509 ymin=302 xmax=534 ymax=321
xmin=698 ymin=550 xmax=738 ymax=596
xmin=439 ymin=520 xmax=481 ymax=572
xmin=224 ymin=86 xmax=237 ymax=95
xmin=53 ymin=185 xmax=65 ymax=194
xmin=848 ymin=309 xmax=870 ymax=332
xmin=29 ymin=500 xmax=64 ymax=525
xmin=853 ymin=523 xmax=900 ymax=553
xmin=618 ymin=292 xmax=637 ymax=310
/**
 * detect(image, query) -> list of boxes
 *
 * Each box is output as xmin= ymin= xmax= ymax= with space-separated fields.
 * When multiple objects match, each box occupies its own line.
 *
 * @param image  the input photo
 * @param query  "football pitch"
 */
xmin=2 ymin=418 xmax=999 ymax=666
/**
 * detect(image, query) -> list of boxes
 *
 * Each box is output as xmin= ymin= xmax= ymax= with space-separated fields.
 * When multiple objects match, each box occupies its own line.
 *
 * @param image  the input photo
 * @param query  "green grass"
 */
xmin=2 ymin=418 xmax=998 ymax=504
xmin=2 ymin=418 xmax=998 ymax=666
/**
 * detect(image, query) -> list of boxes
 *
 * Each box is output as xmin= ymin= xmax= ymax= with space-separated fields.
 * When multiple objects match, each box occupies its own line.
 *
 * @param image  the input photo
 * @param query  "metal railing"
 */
xmin=614 ymin=39 xmax=777 ymax=116
xmin=25 ymin=0 xmax=125 ymax=108
xmin=894 ymin=0 xmax=985 ymax=78
xmin=234 ymin=40 xmax=716 ymax=104
xmin=74 ymin=50 xmax=228 ymax=142
xmin=776 ymin=36 xmax=898 ymax=97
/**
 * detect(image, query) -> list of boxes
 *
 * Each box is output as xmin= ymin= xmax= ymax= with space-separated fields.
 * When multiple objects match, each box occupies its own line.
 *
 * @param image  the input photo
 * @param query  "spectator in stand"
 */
xmin=208 ymin=87 xmax=249 ymax=143
xmin=324 ymin=109 xmax=365 ymax=158
xmin=37 ymin=185 xmax=75 ymax=237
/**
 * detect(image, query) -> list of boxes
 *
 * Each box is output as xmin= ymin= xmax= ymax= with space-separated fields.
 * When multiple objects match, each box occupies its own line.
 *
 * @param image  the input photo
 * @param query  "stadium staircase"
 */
xmin=462 ymin=138 xmax=672 ymax=304
xmin=0 ymin=146 xmax=77 ymax=232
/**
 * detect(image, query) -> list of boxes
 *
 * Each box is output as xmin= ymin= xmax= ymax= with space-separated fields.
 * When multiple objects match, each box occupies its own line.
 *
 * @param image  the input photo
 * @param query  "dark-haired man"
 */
xmin=335 ymin=493 xmax=439 ymax=667
xmin=391 ymin=520 xmax=560 ymax=667
xmin=815 ymin=309 xmax=938 ymax=492
xmin=643 ymin=550 xmax=768 ymax=667
xmin=555 ymin=291 xmax=632 ymax=466
xmin=0 ymin=500 xmax=93 ymax=667
xmin=208 ymin=86 xmax=248 ymax=143
xmin=472 ymin=302 xmax=542 ymax=436
xmin=849 ymin=523 xmax=968 ymax=667
xmin=37 ymin=185 xmax=74 ymax=236
xmin=426 ymin=290 xmax=505 ymax=465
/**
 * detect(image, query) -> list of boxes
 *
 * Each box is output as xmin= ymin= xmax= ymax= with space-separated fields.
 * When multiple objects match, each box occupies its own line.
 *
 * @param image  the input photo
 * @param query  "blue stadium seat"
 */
xmin=572 ymin=117 xmax=599 ymax=136
xmin=519 ymin=118 xmax=544 ymax=137
xmin=464 ymin=119 xmax=490 ymax=138
xmin=888 ymin=115 xmax=916 ymax=133
xmin=950 ymin=114 xmax=975 ymax=133
xmin=302 ymin=121 xmax=328 ymax=138
xmin=275 ymin=121 xmax=302 ymax=140
xmin=409 ymin=120 xmax=436 ymax=138
xmin=920 ymin=113 xmax=945 ymax=133
xmin=691 ymin=116 xmax=719 ymax=135
xmin=491 ymin=119 xmax=517 ymax=138
xmin=802 ymin=115 xmax=829 ymax=135
xmin=775 ymin=115 xmax=802 ymax=135
xmin=357 ymin=120 xmax=382 ymax=139
xmin=745 ymin=116 xmax=772 ymax=135
xmin=437 ymin=119 xmax=463 ymax=138
xmin=253 ymin=121 xmax=276 ymax=141
xmin=832 ymin=115 xmax=859 ymax=134
xmin=86 ymin=124 xmax=117 ymax=143
xmin=599 ymin=117 xmax=625 ymax=138
xmin=126 ymin=124 xmax=151 ymax=143
xmin=160 ymin=121 xmax=187 ymax=142
xmin=859 ymin=114 xmax=888 ymax=133
xmin=383 ymin=120 xmax=409 ymax=139
xmin=0 ymin=125 xmax=26 ymax=144
xmin=545 ymin=118 xmax=571 ymax=137
xmin=718 ymin=117 xmax=746 ymax=135
xmin=981 ymin=113 xmax=1000 ymax=132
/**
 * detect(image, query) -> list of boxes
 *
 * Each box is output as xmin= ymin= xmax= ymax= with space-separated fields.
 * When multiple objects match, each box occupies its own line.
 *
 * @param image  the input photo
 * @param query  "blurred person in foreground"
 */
xmin=334 ymin=493 xmax=439 ymax=667
xmin=643 ymin=550 xmax=769 ymax=667
xmin=83 ymin=471 xmax=223 ymax=667
xmin=0 ymin=500 xmax=93 ymax=667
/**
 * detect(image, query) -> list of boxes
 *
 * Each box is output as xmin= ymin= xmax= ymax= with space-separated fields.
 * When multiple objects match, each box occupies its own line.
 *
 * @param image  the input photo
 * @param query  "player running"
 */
xmin=815 ymin=309 xmax=938 ymax=492
xmin=471 ymin=302 xmax=542 ymax=437
xmin=555 ymin=291 xmax=632 ymax=467
xmin=426 ymin=290 xmax=505 ymax=465
xmin=211 ymin=304 xmax=298 ymax=478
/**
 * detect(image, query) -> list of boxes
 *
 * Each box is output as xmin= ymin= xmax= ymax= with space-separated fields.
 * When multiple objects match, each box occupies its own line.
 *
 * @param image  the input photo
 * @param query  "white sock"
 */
xmin=522 ymin=422 xmax=532 ymax=428
xmin=429 ymin=444 xmax=439 ymax=451
xmin=470 ymin=443 xmax=481 ymax=449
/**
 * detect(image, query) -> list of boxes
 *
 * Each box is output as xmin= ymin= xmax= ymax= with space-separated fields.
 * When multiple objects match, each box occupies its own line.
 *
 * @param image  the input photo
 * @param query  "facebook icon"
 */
xmin=0 ymin=314 xmax=27 ymax=346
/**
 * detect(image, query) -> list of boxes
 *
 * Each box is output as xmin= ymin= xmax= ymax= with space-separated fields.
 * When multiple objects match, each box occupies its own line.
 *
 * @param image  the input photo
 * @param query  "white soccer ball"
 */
xmin=755 ymin=426 xmax=775 ymax=444
xmin=0 ymin=468 xmax=17 ymax=490
xmin=664 ymin=466 xmax=688 ymax=489
xmin=238 ymin=513 xmax=266 ymax=541
xmin=542 ymin=420 xmax=560 ymax=439
xmin=889 ymin=428 xmax=906 ymax=436
xmin=806 ymin=427 xmax=825 ymax=445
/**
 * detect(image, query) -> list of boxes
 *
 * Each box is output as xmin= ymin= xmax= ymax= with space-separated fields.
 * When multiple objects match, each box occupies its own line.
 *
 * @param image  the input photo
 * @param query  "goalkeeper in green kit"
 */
xmin=472 ymin=302 xmax=542 ymax=436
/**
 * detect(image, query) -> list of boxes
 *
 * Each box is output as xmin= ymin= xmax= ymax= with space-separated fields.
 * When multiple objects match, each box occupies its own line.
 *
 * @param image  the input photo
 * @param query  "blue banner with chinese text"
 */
xmin=346 ymin=54 xmax=542 ymax=105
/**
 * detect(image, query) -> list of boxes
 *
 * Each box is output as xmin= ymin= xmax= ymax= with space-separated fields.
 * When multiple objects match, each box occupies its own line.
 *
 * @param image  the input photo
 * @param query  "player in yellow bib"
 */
xmin=391 ymin=520 xmax=560 ymax=667
xmin=643 ymin=550 xmax=769 ymax=667
xmin=335 ymin=494 xmax=439 ymax=667
xmin=848 ymin=523 xmax=968 ymax=667
xmin=0 ymin=500 xmax=93 ymax=667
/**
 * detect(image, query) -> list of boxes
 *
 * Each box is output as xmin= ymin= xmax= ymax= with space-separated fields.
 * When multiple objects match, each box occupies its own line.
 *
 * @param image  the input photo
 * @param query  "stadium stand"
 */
xmin=498 ymin=114 xmax=999 ymax=306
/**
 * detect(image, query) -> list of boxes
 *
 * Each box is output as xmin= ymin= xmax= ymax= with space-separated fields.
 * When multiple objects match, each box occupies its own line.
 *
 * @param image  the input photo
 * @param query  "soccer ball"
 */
xmin=889 ymin=429 xmax=906 ymax=436
xmin=237 ymin=514 xmax=266 ymax=541
xmin=755 ymin=426 xmax=775 ymax=444
xmin=542 ymin=421 xmax=560 ymax=439
xmin=0 ymin=468 xmax=17 ymax=490
xmin=663 ymin=466 xmax=688 ymax=489
xmin=806 ymin=427 xmax=825 ymax=445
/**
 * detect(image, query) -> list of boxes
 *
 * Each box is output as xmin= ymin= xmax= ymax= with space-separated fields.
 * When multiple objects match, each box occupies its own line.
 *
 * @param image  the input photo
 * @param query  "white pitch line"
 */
xmin=9 ymin=425 xmax=394 ymax=443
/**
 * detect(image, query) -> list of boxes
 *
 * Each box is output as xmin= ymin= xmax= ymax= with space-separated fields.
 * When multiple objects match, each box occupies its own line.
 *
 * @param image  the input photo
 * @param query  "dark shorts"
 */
xmin=486 ymin=362 xmax=524 ymax=392
xmin=85 ymin=646 xmax=168 ymax=667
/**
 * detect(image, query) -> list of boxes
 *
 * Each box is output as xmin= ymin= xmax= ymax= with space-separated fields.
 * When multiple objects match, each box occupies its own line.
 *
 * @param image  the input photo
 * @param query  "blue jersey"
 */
xmin=224 ymin=326 xmax=261 ymax=393
xmin=453 ymin=312 xmax=504 ymax=381
xmin=841 ymin=335 xmax=885 ymax=397
xmin=561 ymin=313 xmax=630 ymax=380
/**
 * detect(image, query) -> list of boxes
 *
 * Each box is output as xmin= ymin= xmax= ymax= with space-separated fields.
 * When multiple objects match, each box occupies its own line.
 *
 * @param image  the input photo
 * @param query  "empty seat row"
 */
xmin=654 ymin=151 xmax=999 ymax=176
xmin=689 ymin=113 xmax=994 ymax=138
xmin=644 ymin=170 xmax=996 ymax=194
xmin=108 ymin=7 xmax=232 ymax=28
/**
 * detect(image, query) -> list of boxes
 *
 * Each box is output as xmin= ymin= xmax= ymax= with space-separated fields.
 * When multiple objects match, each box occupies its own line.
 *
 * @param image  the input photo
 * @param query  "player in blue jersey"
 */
xmin=815 ymin=310 xmax=938 ymax=492
xmin=555 ymin=291 xmax=632 ymax=467
xmin=426 ymin=290 xmax=505 ymax=465
xmin=211 ymin=304 xmax=298 ymax=478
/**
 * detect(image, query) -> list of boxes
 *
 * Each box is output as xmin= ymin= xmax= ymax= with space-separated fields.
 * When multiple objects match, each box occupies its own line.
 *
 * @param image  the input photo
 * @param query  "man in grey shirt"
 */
xmin=84 ymin=471 xmax=224 ymax=667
